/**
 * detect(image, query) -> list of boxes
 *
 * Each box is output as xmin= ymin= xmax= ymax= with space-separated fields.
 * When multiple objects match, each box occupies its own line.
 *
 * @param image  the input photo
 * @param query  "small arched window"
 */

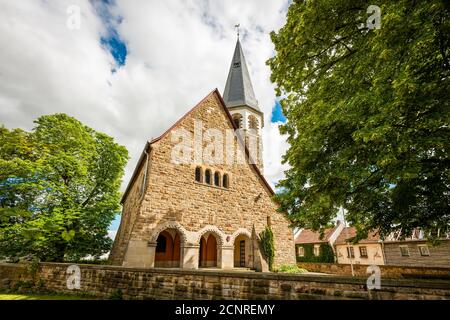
xmin=222 ymin=174 xmax=229 ymax=188
xmin=248 ymin=115 xmax=259 ymax=130
xmin=232 ymin=113 xmax=243 ymax=129
xmin=205 ymin=169 xmax=212 ymax=184
xmin=195 ymin=167 xmax=202 ymax=182
xmin=214 ymin=172 xmax=220 ymax=187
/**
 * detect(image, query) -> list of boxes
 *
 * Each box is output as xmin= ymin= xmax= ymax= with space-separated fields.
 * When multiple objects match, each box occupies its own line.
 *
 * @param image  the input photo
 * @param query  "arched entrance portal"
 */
xmin=199 ymin=234 xmax=218 ymax=268
xmin=155 ymin=229 xmax=181 ymax=268
xmin=234 ymin=234 xmax=251 ymax=268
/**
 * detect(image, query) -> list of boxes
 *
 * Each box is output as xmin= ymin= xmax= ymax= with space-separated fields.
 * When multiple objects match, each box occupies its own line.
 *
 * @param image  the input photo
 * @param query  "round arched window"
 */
xmin=248 ymin=115 xmax=259 ymax=130
xmin=205 ymin=169 xmax=212 ymax=184
xmin=232 ymin=113 xmax=243 ymax=129
xmin=195 ymin=167 xmax=202 ymax=182
xmin=214 ymin=172 xmax=221 ymax=187
xmin=222 ymin=174 xmax=229 ymax=188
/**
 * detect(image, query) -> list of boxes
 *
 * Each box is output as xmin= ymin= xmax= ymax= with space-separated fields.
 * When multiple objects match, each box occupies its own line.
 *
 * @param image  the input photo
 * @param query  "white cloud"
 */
xmin=0 ymin=0 xmax=290 ymax=192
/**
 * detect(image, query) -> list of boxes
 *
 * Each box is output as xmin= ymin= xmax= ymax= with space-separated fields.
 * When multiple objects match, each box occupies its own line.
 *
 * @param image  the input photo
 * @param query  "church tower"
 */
xmin=223 ymin=37 xmax=264 ymax=172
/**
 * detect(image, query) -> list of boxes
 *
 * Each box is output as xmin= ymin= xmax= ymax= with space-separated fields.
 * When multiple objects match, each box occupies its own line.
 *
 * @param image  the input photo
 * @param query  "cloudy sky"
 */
xmin=0 ymin=0 xmax=291 ymax=236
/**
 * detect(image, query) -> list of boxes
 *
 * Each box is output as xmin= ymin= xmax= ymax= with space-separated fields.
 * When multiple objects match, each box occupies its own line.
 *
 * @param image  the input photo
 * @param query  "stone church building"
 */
xmin=109 ymin=38 xmax=295 ymax=271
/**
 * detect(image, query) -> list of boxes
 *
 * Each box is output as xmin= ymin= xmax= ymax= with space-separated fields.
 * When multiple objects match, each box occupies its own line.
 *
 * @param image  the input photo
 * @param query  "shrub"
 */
xmin=109 ymin=289 xmax=123 ymax=300
xmin=296 ymin=243 xmax=335 ymax=263
xmin=259 ymin=226 xmax=275 ymax=271
xmin=275 ymin=264 xmax=308 ymax=274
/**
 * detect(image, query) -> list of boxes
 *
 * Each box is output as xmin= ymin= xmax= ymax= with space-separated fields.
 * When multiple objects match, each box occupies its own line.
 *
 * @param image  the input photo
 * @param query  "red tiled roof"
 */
xmin=335 ymin=227 xmax=380 ymax=244
xmin=295 ymin=227 xmax=337 ymax=244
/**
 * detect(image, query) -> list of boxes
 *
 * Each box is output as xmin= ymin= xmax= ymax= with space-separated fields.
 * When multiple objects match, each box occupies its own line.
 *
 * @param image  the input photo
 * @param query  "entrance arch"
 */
xmin=199 ymin=233 xmax=218 ymax=268
xmin=155 ymin=229 xmax=181 ymax=268
xmin=233 ymin=234 xmax=251 ymax=268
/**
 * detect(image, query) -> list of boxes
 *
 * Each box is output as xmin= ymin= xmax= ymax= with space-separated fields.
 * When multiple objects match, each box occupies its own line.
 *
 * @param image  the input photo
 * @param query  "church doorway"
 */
xmin=234 ymin=234 xmax=251 ymax=268
xmin=154 ymin=229 xmax=181 ymax=268
xmin=199 ymin=233 xmax=218 ymax=268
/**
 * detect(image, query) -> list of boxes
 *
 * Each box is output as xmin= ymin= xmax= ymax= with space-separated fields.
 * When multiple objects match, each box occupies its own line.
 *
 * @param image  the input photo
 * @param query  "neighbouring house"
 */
xmin=294 ymin=222 xmax=343 ymax=262
xmin=334 ymin=227 xmax=385 ymax=265
xmin=382 ymin=231 xmax=450 ymax=268
xmin=108 ymin=38 xmax=295 ymax=271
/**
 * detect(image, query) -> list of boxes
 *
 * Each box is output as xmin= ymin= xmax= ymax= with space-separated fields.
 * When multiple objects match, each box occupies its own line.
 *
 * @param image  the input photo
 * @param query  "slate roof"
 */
xmin=222 ymin=38 xmax=260 ymax=112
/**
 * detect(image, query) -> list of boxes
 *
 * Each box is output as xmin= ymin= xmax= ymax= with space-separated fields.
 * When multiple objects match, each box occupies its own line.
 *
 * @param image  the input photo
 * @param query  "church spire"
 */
xmin=222 ymin=37 xmax=260 ymax=112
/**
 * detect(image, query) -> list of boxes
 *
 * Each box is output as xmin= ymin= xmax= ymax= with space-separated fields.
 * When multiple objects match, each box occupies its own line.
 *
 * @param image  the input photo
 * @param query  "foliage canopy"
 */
xmin=0 ymin=114 xmax=128 ymax=261
xmin=268 ymin=0 xmax=450 ymax=240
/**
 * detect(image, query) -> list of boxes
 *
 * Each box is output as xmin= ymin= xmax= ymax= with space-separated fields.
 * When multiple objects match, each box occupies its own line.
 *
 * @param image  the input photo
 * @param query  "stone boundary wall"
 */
xmin=1 ymin=262 xmax=449 ymax=300
xmin=297 ymin=262 xmax=450 ymax=279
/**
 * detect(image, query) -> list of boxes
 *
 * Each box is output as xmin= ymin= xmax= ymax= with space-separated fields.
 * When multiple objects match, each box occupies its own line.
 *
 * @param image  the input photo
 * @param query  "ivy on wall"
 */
xmin=259 ymin=226 xmax=275 ymax=271
xmin=296 ymin=243 xmax=335 ymax=263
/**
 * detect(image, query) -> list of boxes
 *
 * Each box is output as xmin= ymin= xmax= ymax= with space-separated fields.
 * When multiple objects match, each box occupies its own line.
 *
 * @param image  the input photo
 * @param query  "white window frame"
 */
xmin=418 ymin=245 xmax=430 ymax=256
xmin=399 ymin=245 xmax=410 ymax=257
xmin=313 ymin=244 xmax=320 ymax=256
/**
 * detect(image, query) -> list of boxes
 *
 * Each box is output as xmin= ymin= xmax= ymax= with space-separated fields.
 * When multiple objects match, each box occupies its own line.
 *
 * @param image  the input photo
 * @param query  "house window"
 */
xmin=267 ymin=215 xmax=272 ymax=227
xmin=418 ymin=245 xmax=430 ymax=256
xmin=400 ymin=245 xmax=410 ymax=257
xmin=314 ymin=245 xmax=320 ymax=256
xmin=205 ymin=169 xmax=212 ymax=184
xmin=214 ymin=172 xmax=220 ymax=187
xmin=346 ymin=246 xmax=355 ymax=258
xmin=232 ymin=114 xmax=243 ymax=129
xmin=297 ymin=246 xmax=305 ymax=257
xmin=359 ymin=246 xmax=368 ymax=258
xmin=195 ymin=167 xmax=202 ymax=183
xmin=222 ymin=174 xmax=229 ymax=188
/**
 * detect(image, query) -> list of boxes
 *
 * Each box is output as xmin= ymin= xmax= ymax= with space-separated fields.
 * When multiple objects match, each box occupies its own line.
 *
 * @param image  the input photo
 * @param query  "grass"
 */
xmin=0 ymin=292 xmax=95 ymax=300
xmin=274 ymin=264 xmax=308 ymax=274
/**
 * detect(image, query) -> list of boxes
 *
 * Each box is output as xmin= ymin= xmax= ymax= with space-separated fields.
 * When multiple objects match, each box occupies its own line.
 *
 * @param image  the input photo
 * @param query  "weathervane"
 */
xmin=235 ymin=23 xmax=240 ymax=39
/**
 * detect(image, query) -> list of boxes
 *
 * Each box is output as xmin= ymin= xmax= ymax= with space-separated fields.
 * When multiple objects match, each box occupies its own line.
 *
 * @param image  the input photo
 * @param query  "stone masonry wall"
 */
xmin=297 ymin=262 xmax=450 ymax=279
xmin=1 ymin=262 xmax=449 ymax=300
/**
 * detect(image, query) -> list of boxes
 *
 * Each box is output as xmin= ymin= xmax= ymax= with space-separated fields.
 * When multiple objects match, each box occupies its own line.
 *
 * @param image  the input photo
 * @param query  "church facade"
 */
xmin=109 ymin=39 xmax=295 ymax=271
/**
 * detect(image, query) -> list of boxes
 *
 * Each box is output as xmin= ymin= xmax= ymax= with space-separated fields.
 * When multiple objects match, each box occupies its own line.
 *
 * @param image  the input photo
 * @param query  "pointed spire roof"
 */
xmin=223 ymin=38 xmax=260 ymax=112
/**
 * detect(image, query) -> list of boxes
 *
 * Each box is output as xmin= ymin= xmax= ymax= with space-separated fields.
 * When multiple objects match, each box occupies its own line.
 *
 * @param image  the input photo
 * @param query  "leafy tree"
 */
xmin=0 ymin=114 xmax=128 ymax=261
xmin=268 ymin=1 xmax=450 ymax=240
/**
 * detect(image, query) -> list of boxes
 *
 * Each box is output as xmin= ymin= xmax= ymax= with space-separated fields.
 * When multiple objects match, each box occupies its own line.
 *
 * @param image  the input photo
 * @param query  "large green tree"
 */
xmin=0 ymin=114 xmax=128 ymax=261
xmin=268 ymin=0 xmax=450 ymax=240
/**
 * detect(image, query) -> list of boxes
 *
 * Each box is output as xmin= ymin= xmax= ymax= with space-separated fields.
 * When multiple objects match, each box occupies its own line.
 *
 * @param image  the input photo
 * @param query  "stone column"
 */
xmin=182 ymin=244 xmax=200 ymax=269
xmin=221 ymin=246 xmax=234 ymax=269
xmin=122 ymin=240 xmax=156 ymax=268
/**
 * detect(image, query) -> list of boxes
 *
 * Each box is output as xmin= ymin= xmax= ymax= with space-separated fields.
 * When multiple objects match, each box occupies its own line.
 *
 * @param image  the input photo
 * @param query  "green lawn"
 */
xmin=0 ymin=293 xmax=94 ymax=300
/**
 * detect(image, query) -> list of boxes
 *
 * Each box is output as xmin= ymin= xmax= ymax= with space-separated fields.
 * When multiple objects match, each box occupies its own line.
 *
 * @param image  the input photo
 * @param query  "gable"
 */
xmin=121 ymin=88 xmax=274 ymax=203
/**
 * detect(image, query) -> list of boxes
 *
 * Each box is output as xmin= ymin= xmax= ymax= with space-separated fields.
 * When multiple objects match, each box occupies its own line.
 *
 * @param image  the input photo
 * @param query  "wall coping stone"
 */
xmin=2 ymin=262 xmax=449 ymax=290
